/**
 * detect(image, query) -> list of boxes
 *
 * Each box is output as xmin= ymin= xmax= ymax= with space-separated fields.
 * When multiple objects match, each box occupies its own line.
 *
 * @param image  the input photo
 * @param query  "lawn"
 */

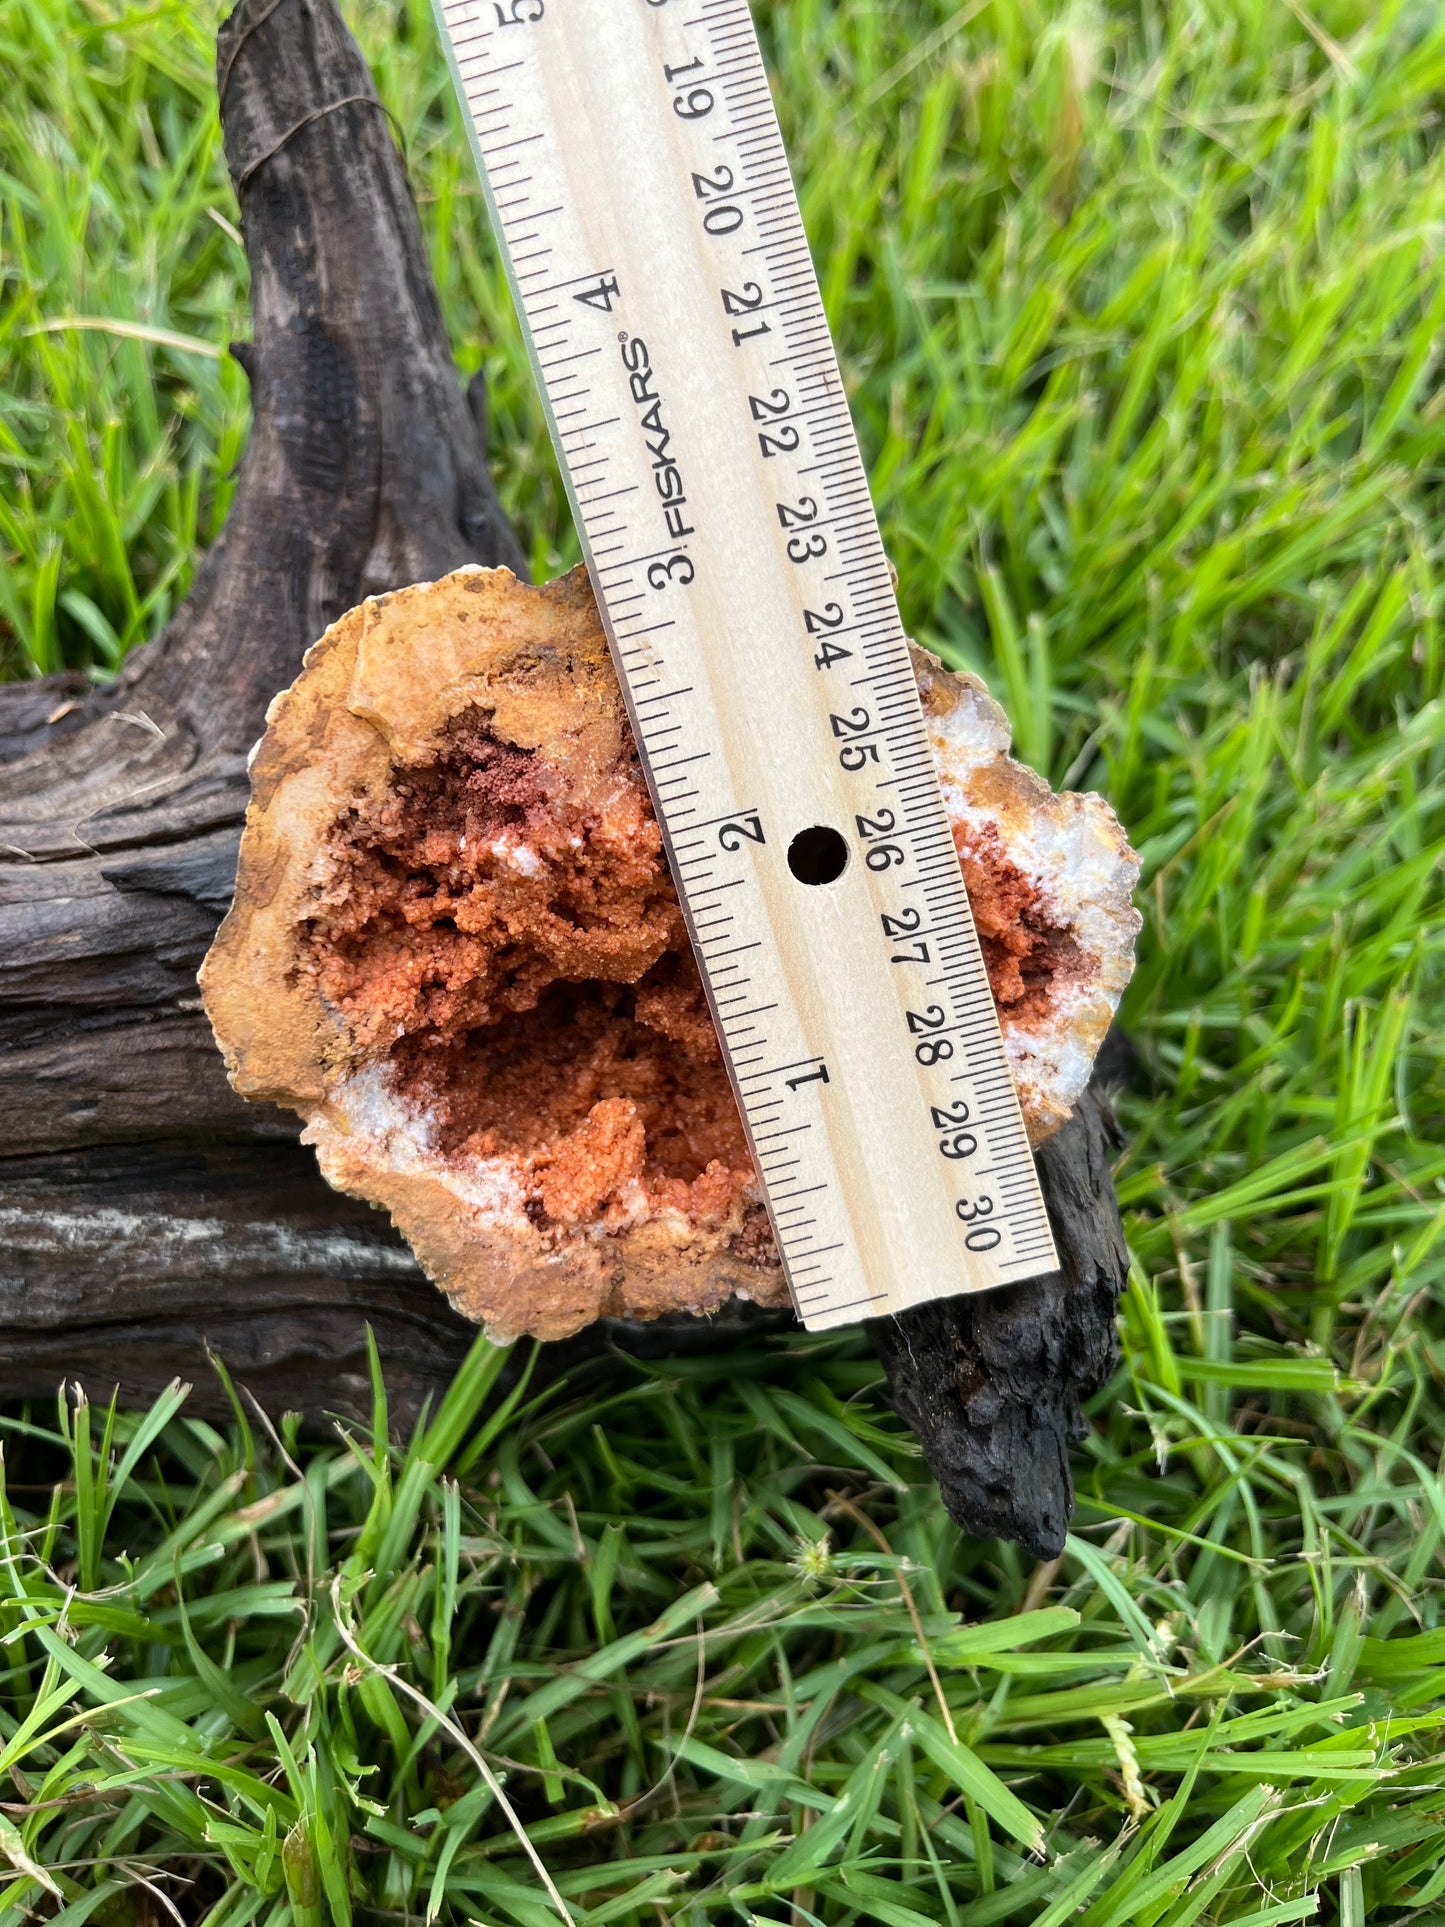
xmin=2 ymin=0 xmax=1445 ymax=1919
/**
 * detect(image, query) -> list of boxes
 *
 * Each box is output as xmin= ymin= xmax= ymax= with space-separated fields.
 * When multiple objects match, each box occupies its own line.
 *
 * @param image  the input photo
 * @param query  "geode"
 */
xmin=200 ymin=565 xmax=1140 ymax=1341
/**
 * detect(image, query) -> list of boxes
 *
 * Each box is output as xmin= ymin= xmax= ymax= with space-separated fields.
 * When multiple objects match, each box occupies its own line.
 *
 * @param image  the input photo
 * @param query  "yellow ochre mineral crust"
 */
xmin=200 ymin=565 xmax=1140 ymax=1342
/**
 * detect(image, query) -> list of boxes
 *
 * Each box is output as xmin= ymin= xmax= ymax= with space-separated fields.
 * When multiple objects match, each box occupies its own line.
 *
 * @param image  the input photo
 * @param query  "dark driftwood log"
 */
xmin=0 ymin=0 xmax=1125 ymax=1560
xmin=867 ymin=1074 xmax=1128 ymax=1558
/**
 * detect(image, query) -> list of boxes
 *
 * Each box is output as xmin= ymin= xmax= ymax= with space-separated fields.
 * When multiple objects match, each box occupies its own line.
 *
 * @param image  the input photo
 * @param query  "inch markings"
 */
xmin=432 ymin=0 xmax=1058 ymax=1328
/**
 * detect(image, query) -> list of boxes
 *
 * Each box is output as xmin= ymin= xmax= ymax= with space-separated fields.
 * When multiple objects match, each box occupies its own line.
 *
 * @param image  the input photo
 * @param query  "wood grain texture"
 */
xmin=0 ymin=0 xmax=1128 ymax=1557
xmin=0 ymin=0 xmax=522 ymax=1394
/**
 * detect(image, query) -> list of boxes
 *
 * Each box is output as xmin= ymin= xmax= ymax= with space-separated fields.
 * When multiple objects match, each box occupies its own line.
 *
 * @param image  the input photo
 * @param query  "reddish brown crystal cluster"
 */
xmin=954 ymin=822 xmax=1086 ymax=1026
xmin=201 ymin=565 xmax=1139 ymax=1340
xmin=301 ymin=715 xmax=753 ymax=1232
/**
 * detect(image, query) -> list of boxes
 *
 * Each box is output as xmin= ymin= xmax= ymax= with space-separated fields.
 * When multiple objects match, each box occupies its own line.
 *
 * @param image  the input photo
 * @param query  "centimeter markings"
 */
xmin=434 ymin=0 xmax=1058 ymax=1328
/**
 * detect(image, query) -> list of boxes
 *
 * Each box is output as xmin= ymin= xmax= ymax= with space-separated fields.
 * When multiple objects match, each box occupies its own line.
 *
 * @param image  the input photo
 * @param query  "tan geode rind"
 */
xmin=916 ymin=654 xmax=1142 ymax=1141
xmin=201 ymin=565 xmax=1140 ymax=1342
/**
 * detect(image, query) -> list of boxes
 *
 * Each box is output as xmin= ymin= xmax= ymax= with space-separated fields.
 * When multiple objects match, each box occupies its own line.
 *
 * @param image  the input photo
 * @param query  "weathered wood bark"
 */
xmin=867 ymin=1073 xmax=1128 ymax=1559
xmin=0 ymin=0 xmax=519 ymax=1405
xmin=0 ymin=0 xmax=1125 ymax=1558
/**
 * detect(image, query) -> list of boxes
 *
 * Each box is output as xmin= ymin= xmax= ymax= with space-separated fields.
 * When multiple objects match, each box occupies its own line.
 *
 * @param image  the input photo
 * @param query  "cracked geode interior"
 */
xmin=201 ymin=564 xmax=1141 ymax=1341
xmin=297 ymin=711 xmax=760 ymax=1239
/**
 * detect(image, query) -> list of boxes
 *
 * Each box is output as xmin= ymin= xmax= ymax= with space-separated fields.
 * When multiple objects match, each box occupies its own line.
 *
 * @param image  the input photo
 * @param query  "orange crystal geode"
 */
xmin=200 ymin=565 xmax=1140 ymax=1341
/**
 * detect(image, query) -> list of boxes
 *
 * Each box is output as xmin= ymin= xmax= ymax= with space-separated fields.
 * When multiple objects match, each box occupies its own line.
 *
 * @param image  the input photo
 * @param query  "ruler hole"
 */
xmin=787 ymin=825 xmax=849 ymax=886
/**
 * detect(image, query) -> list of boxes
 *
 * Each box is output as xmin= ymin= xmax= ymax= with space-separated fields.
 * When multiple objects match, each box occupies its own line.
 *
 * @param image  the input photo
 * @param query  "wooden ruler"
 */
xmin=432 ymin=0 xmax=1058 ymax=1327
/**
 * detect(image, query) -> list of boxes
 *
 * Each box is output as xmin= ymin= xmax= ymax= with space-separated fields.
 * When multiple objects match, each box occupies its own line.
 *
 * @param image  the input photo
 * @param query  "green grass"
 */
xmin=3 ymin=0 xmax=1445 ymax=1918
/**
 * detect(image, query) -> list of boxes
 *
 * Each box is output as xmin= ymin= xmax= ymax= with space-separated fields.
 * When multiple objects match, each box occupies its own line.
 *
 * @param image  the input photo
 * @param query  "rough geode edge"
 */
xmin=200 ymin=564 xmax=1141 ymax=1342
